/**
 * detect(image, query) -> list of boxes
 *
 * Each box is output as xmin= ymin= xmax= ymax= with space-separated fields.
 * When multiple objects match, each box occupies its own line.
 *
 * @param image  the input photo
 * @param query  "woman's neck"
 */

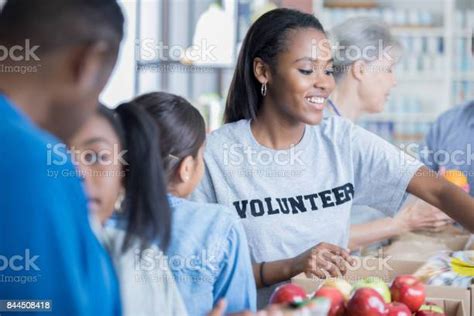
xmin=331 ymin=80 xmax=364 ymax=122
xmin=251 ymin=100 xmax=305 ymax=150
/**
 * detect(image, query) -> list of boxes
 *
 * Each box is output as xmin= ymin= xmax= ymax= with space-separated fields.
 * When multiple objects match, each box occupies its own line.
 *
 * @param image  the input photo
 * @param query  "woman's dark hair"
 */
xmin=133 ymin=92 xmax=206 ymax=183
xmin=225 ymin=8 xmax=325 ymax=123
xmin=97 ymin=103 xmax=171 ymax=253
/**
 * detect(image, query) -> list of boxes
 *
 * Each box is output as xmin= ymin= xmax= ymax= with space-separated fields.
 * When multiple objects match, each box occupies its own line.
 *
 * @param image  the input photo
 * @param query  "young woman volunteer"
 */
xmin=191 ymin=8 xmax=474 ymax=306
xmin=328 ymin=17 xmax=453 ymax=251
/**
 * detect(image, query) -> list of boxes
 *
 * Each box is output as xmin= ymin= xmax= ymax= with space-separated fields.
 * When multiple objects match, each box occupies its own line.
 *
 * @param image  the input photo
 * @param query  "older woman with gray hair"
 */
xmin=327 ymin=17 xmax=452 ymax=251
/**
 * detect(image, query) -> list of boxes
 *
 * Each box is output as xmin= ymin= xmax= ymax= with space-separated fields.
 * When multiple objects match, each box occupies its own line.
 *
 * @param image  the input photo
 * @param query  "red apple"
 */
xmin=314 ymin=287 xmax=345 ymax=316
xmin=415 ymin=302 xmax=445 ymax=316
xmin=269 ymin=283 xmax=307 ymax=305
xmin=346 ymin=288 xmax=388 ymax=316
xmin=387 ymin=302 xmax=411 ymax=316
xmin=390 ymin=275 xmax=426 ymax=312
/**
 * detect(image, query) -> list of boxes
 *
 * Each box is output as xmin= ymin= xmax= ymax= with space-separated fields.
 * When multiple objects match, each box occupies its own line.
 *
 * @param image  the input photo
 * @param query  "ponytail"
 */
xmin=107 ymin=103 xmax=171 ymax=253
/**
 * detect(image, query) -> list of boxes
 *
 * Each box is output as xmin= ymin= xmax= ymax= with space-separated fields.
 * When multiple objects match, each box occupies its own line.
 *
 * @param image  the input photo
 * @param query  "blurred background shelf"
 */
xmin=102 ymin=0 xmax=474 ymax=146
xmin=360 ymin=113 xmax=440 ymax=123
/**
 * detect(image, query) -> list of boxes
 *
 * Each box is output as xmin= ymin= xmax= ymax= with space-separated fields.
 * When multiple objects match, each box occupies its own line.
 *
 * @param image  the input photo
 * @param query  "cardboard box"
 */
xmin=381 ymin=227 xmax=471 ymax=262
xmin=376 ymin=225 xmax=471 ymax=262
xmin=291 ymin=257 xmax=471 ymax=316
xmin=279 ymin=300 xmax=465 ymax=316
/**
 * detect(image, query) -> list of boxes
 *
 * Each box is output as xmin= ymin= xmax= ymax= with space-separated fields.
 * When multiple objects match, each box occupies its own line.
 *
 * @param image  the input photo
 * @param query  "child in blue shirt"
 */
xmin=136 ymin=92 xmax=257 ymax=316
xmin=0 ymin=1 xmax=124 ymax=314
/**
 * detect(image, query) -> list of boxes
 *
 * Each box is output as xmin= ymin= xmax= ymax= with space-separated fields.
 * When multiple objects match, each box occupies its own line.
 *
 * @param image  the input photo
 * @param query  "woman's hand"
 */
xmin=394 ymin=199 xmax=454 ymax=233
xmin=291 ymin=242 xmax=355 ymax=279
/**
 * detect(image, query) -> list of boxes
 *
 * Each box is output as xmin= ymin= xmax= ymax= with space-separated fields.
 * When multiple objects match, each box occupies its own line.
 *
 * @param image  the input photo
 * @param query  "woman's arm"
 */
xmin=349 ymin=218 xmax=403 ymax=251
xmin=252 ymin=243 xmax=355 ymax=289
xmin=348 ymin=201 xmax=453 ymax=251
xmin=407 ymin=166 xmax=474 ymax=232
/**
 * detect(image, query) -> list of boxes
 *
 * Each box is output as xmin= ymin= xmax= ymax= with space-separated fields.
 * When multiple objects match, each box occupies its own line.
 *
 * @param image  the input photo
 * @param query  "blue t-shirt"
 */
xmin=166 ymin=194 xmax=256 ymax=315
xmin=420 ymin=101 xmax=474 ymax=196
xmin=0 ymin=95 xmax=121 ymax=315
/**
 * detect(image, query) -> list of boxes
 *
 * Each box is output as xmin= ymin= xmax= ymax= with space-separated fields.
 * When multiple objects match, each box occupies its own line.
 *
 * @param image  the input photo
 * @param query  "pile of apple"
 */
xmin=269 ymin=275 xmax=446 ymax=316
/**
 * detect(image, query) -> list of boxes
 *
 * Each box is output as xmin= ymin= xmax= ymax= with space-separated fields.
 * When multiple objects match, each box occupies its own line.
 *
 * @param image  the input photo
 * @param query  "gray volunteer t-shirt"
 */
xmin=192 ymin=116 xmax=422 ymax=305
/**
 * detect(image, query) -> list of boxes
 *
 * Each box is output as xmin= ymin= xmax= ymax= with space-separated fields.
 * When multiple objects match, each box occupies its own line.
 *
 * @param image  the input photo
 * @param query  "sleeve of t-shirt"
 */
xmin=191 ymin=157 xmax=218 ymax=203
xmin=349 ymin=124 xmax=424 ymax=216
xmin=213 ymin=220 xmax=257 ymax=314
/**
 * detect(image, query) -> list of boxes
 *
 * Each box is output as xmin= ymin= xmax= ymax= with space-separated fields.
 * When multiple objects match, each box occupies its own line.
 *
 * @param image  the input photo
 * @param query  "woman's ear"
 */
xmin=70 ymin=41 xmax=110 ymax=91
xmin=253 ymin=57 xmax=272 ymax=85
xmin=176 ymin=156 xmax=194 ymax=183
xmin=351 ymin=60 xmax=366 ymax=82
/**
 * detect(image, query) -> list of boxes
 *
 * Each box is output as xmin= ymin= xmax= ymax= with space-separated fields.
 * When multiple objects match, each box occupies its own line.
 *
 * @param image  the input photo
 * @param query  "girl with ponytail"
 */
xmin=69 ymin=103 xmax=187 ymax=316
xmin=135 ymin=92 xmax=257 ymax=316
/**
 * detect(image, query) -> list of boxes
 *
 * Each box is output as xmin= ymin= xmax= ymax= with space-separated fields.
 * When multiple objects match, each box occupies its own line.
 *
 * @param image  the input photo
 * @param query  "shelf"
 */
xmin=137 ymin=60 xmax=235 ymax=71
xmin=359 ymin=113 xmax=439 ymax=123
xmin=397 ymin=74 xmax=446 ymax=82
xmin=452 ymin=73 xmax=474 ymax=81
xmin=323 ymin=0 xmax=377 ymax=9
xmin=454 ymin=29 xmax=474 ymax=38
xmin=391 ymin=27 xmax=445 ymax=37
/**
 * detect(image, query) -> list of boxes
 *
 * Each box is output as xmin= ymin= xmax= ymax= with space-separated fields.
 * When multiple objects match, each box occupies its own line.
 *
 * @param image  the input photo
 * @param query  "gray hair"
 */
xmin=329 ymin=17 xmax=401 ymax=82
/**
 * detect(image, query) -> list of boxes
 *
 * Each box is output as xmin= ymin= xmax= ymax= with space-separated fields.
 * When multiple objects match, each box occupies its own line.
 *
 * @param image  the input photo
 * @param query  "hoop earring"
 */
xmin=114 ymin=190 xmax=125 ymax=212
xmin=261 ymin=82 xmax=267 ymax=96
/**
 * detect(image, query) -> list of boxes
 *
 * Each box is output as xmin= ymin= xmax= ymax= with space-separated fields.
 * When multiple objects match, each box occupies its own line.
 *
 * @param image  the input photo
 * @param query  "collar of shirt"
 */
xmin=167 ymin=193 xmax=183 ymax=207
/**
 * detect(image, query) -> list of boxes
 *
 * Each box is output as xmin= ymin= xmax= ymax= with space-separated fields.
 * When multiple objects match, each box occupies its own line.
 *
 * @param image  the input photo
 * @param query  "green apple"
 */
xmin=320 ymin=278 xmax=353 ymax=302
xmin=352 ymin=276 xmax=391 ymax=303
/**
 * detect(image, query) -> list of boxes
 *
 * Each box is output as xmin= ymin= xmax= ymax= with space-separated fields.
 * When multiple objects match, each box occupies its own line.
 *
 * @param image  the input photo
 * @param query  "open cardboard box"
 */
xmin=292 ymin=257 xmax=470 ymax=316
xmin=380 ymin=226 xmax=471 ymax=262
xmin=280 ymin=301 xmax=464 ymax=316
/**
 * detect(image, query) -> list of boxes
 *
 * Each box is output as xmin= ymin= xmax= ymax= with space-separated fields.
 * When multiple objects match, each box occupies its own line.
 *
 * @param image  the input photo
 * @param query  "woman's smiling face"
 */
xmin=263 ymin=28 xmax=336 ymax=125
